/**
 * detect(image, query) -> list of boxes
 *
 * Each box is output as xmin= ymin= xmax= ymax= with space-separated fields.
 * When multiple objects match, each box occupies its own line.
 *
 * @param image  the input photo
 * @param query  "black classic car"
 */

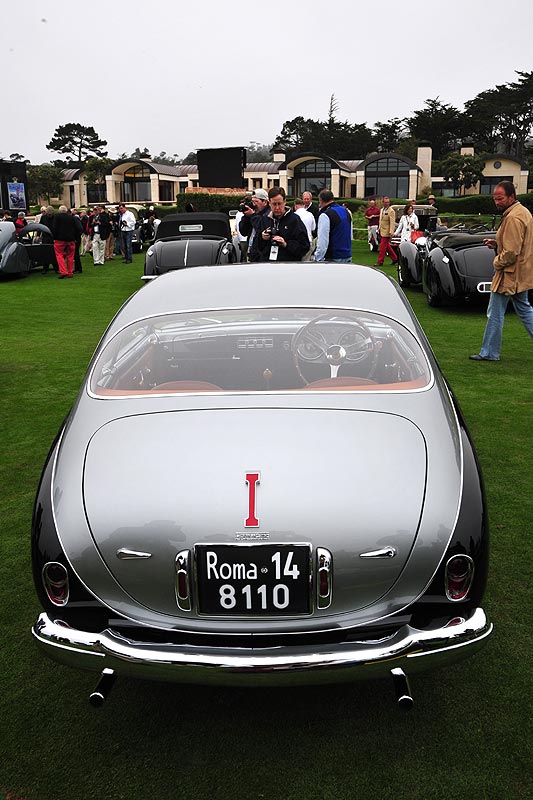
xmin=143 ymin=212 xmax=238 ymax=277
xmin=0 ymin=221 xmax=55 ymax=276
xmin=397 ymin=225 xmax=497 ymax=306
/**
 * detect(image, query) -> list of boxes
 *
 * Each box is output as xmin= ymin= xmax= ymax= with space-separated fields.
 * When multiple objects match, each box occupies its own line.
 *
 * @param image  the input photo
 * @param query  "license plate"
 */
xmin=195 ymin=544 xmax=311 ymax=615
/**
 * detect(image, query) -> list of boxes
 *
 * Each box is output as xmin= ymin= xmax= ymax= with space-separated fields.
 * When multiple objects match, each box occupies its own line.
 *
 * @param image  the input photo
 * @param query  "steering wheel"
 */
xmin=292 ymin=314 xmax=375 ymax=384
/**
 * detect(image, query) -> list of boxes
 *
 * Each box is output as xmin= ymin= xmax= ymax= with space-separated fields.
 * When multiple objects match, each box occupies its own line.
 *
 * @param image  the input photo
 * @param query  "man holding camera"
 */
xmin=238 ymin=188 xmax=271 ymax=262
xmin=255 ymin=187 xmax=310 ymax=263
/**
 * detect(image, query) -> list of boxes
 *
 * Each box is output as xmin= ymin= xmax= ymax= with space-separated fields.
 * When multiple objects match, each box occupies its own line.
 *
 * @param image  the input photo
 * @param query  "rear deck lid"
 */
xmin=83 ymin=408 xmax=427 ymax=617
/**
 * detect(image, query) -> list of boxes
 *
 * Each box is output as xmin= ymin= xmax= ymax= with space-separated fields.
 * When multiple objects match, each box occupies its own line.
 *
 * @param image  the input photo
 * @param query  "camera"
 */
xmin=239 ymin=201 xmax=254 ymax=213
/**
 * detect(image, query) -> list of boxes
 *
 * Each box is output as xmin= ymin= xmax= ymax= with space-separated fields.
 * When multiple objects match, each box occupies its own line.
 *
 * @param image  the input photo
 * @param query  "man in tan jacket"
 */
xmin=470 ymin=181 xmax=533 ymax=361
xmin=376 ymin=196 xmax=398 ymax=267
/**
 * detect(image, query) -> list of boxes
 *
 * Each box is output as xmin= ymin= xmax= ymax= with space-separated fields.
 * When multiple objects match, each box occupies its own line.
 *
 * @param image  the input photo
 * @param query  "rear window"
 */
xmin=90 ymin=308 xmax=431 ymax=396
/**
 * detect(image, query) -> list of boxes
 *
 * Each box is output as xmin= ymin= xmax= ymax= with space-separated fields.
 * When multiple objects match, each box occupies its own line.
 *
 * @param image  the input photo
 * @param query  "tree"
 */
xmin=84 ymin=157 xmax=115 ymax=186
xmin=272 ymin=115 xmax=323 ymax=153
xmin=181 ymin=151 xmax=197 ymax=165
xmin=373 ymin=118 xmax=407 ymax=152
xmin=9 ymin=152 xmax=30 ymax=163
xmin=272 ymin=96 xmax=376 ymax=159
xmin=154 ymin=151 xmax=181 ymax=166
xmin=463 ymin=71 xmax=533 ymax=159
xmin=26 ymin=163 xmax=65 ymax=204
xmin=46 ymin=123 xmax=108 ymax=163
xmin=245 ymin=142 xmax=273 ymax=163
xmin=440 ymin=153 xmax=485 ymax=195
xmin=406 ymin=98 xmax=464 ymax=159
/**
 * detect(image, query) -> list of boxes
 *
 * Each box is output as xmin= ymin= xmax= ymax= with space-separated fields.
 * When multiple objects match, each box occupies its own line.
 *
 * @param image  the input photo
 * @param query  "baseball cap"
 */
xmin=252 ymin=189 xmax=269 ymax=201
xmin=428 ymin=194 xmax=435 ymax=200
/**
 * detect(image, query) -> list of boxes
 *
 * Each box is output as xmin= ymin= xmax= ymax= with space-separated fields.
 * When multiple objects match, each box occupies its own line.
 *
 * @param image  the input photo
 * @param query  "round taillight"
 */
xmin=445 ymin=555 xmax=474 ymax=601
xmin=42 ymin=561 xmax=69 ymax=606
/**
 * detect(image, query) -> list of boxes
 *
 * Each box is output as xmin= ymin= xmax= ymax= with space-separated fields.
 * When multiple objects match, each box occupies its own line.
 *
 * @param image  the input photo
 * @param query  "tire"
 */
xmin=426 ymin=273 xmax=443 ymax=307
xmin=397 ymin=259 xmax=410 ymax=288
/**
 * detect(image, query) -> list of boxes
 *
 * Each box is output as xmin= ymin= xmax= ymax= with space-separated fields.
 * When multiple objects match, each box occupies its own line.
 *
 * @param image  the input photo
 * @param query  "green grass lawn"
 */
xmin=1 ymin=246 xmax=532 ymax=800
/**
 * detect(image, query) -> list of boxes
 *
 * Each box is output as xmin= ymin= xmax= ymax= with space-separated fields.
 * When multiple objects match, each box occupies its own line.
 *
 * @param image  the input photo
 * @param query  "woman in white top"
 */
xmin=394 ymin=203 xmax=419 ymax=241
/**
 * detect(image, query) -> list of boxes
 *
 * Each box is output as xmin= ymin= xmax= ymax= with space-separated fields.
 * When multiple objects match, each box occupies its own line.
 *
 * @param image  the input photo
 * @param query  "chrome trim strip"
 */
xmin=116 ymin=549 xmax=152 ymax=560
xmin=32 ymin=608 xmax=492 ymax=687
xmin=359 ymin=547 xmax=397 ymax=559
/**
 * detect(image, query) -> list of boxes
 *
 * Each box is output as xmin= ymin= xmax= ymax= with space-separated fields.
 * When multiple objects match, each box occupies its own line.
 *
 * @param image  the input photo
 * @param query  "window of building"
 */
xmin=293 ymin=159 xmax=332 ymax=196
xmin=480 ymin=176 xmax=513 ymax=195
xmin=87 ymin=184 xmax=107 ymax=203
xmin=159 ymin=180 xmax=174 ymax=202
xmin=122 ymin=163 xmax=152 ymax=202
xmin=124 ymin=165 xmax=151 ymax=179
xmin=253 ymin=178 xmax=263 ymax=189
xmin=364 ymin=157 xmax=411 ymax=199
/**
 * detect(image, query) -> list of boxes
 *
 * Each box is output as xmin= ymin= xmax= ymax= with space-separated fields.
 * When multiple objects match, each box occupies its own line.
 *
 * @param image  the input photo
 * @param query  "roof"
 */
xmin=62 ymin=168 xmax=83 ymax=181
xmin=337 ymin=160 xmax=363 ymax=172
xmin=245 ymin=162 xmax=280 ymax=174
xmin=106 ymin=263 xmax=415 ymax=335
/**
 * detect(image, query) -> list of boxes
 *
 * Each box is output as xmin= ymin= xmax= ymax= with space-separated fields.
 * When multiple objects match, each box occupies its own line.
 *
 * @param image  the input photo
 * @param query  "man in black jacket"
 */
xmin=238 ymin=188 xmax=271 ymax=262
xmin=255 ymin=187 xmax=310 ymax=262
xmin=52 ymin=206 xmax=79 ymax=278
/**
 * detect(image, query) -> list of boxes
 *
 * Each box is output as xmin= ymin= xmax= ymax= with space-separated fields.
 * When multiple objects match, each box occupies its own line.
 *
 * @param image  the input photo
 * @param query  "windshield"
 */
xmin=90 ymin=307 xmax=431 ymax=396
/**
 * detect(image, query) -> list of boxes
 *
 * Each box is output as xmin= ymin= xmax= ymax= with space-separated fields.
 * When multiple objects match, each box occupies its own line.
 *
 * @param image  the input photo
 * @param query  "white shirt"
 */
xmin=394 ymin=212 xmax=419 ymax=241
xmin=295 ymin=207 xmax=315 ymax=244
xmin=120 ymin=210 xmax=136 ymax=232
xmin=234 ymin=210 xmax=248 ymax=243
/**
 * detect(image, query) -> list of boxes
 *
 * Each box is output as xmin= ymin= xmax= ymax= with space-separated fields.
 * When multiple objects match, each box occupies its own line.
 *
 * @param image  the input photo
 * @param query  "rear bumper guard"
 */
xmin=32 ymin=608 xmax=492 ymax=686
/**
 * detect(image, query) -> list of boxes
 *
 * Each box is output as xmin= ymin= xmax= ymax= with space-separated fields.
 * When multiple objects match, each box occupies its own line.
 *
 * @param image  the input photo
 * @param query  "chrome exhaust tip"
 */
xmin=391 ymin=667 xmax=414 ymax=710
xmin=89 ymin=668 xmax=116 ymax=708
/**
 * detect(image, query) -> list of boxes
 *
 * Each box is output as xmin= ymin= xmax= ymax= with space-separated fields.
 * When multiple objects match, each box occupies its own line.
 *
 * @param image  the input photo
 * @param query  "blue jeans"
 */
xmin=480 ymin=290 xmax=533 ymax=359
xmin=122 ymin=230 xmax=133 ymax=261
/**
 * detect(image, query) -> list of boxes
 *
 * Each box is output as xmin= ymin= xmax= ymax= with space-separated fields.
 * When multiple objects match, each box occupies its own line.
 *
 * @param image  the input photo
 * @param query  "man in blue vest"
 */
xmin=314 ymin=189 xmax=352 ymax=263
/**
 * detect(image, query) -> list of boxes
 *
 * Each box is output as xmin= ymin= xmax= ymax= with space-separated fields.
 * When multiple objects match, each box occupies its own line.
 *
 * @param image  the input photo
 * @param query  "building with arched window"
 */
xmin=56 ymin=148 xmax=529 ymax=208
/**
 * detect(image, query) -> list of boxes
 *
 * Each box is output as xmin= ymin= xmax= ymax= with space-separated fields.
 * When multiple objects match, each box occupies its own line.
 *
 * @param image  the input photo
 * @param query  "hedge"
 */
xmin=159 ymin=192 xmax=533 ymax=218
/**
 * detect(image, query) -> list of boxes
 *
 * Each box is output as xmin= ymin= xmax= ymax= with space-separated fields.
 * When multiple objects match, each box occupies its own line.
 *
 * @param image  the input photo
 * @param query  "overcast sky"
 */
xmin=2 ymin=0 xmax=532 ymax=164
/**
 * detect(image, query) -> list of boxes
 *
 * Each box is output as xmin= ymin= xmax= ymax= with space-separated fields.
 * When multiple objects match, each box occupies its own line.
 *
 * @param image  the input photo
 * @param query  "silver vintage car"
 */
xmin=31 ymin=263 xmax=492 ymax=708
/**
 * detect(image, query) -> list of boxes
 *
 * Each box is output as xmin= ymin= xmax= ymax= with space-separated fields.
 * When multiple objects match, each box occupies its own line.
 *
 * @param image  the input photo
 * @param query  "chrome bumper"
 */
xmin=32 ymin=608 xmax=492 ymax=687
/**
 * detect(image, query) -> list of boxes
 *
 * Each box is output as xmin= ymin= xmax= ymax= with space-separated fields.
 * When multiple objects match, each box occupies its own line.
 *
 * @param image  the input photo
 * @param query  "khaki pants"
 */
xmin=105 ymin=234 xmax=115 ymax=260
xmin=302 ymin=239 xmax=316 ymax=262
xmin=92 ymin=234 xmax=105 ymax=265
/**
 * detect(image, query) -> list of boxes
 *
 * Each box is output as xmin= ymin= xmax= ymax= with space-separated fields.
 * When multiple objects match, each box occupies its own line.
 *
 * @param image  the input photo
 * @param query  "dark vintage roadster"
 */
xmin=31 ymin=263 xmax=492 ymax=709
xmin=143 ymin=212 xmax=237 ymax=277
xmin=397 ymin=225 xmax=497 ymax=306
xmin=0 ymin=221 xmax=55 ymax=276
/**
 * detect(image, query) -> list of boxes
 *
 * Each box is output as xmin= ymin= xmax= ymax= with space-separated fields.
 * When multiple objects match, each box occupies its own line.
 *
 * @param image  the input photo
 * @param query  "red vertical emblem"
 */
xmin=245 ymin=472 xmax=260 ymax=527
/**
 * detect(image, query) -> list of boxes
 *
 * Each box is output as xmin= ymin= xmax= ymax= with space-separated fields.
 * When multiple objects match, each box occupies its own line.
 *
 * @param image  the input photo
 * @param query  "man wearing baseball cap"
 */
xmin=238 ymin=188 xmax=271 ymax=261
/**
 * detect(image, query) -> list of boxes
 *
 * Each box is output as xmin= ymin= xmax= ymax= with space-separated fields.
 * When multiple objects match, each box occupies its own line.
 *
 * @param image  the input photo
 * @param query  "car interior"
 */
xmin=91 ymin=309 xmax=431 ymax=396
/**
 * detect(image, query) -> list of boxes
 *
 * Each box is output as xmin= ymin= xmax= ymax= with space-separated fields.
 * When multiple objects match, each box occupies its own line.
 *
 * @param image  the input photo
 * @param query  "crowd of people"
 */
xmin=4 ymin=204 xmax=158 ymax=277
xmin=236 ymin=187 xmax=353 ymax=264
xmin=3 ymin=181 xmax=533 ymax=361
